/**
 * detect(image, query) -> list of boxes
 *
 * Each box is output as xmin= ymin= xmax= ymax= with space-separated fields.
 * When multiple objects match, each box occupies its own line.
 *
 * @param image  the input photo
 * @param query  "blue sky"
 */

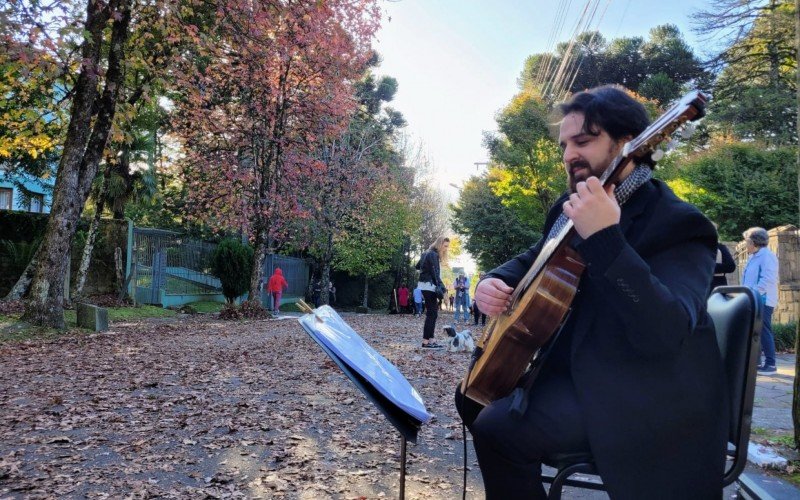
xmin=373 ymin=0 xmax=711 ymax=197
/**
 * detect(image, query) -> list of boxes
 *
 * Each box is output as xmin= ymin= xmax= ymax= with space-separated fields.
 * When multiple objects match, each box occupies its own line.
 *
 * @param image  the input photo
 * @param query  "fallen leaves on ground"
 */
xmin=0 ymin=312 xmax=485 ymax=498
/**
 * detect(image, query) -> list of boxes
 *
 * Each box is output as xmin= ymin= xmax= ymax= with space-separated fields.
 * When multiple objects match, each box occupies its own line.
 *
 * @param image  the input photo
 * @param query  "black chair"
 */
xmin=541 ymin=286 xmax=763 ymax=499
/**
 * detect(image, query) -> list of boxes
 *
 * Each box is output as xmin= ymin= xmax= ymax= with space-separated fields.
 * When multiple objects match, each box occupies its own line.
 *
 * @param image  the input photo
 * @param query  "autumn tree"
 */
xmin=482 ymin=88 xmax=564 ymax=231
xmin=174 ymin=0 xmax=380 ymax=303
xmin=294 ymin=67 xmax=405 ymax=306
xmin=334 ymin=180 xmax=417 ymax=309
xmin=451 ymin=173 xmax=539 ymax=271
xmin=1 ymin=0 xmax=135 ymax=328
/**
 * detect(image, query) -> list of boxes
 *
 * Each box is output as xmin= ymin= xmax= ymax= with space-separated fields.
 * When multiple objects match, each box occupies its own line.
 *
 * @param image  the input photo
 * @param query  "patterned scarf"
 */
xmin=545 ymin=164 xmax=653 ymax=242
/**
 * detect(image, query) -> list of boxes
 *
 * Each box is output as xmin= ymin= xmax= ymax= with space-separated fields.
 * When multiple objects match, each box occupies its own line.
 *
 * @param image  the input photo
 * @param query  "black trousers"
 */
xmin=472 ymin=305 xmax=486 ymax=326
xmin=422 ymin=290 xmax=438 ymax=340
xmin=455 ymin=371 xmax=590 ymax=499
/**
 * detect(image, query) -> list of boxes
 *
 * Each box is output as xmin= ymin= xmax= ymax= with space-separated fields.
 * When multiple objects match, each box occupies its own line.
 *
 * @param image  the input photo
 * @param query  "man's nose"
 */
xmin=563 ymin=144 xmax=578 ymax=164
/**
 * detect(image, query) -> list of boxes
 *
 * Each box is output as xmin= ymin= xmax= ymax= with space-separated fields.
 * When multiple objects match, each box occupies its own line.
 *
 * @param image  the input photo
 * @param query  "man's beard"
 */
xmin=567 ymin=159 xmax=595 ymax=192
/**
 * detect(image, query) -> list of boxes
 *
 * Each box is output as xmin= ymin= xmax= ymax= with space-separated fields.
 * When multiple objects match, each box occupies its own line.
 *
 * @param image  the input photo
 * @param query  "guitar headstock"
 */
xmin=622 ymin=90 xmax=707 ymax=163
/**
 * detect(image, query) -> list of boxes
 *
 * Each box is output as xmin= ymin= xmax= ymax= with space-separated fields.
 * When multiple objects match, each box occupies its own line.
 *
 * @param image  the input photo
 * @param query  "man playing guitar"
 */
xmin=456 ymin=86 xmax=726 ymax=498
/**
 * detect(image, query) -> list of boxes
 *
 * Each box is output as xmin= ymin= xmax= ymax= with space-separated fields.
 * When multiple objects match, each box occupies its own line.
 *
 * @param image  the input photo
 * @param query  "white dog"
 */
xmin=443 ymin=325 xmax=475 ymax=353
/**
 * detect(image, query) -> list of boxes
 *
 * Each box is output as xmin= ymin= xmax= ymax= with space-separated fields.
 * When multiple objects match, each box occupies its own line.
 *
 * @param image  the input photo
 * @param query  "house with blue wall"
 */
xmin=0 ymin=169 xmax=54 ymax=213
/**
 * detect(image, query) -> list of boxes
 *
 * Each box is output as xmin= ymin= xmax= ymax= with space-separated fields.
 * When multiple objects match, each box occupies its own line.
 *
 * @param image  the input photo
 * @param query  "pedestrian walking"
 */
xmin=266 ymin=268 xmax=289 ymax=313
xmin=413 ymin=286 xmax=423 ymax=316
xmin=454 ymin=273 xmax=470 ymax=324
xmin=312 ymin=279 xmax=322 ymax=308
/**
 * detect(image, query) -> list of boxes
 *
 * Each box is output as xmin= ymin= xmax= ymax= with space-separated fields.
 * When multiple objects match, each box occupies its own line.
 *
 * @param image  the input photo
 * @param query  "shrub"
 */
xmin=665 ymin=142 xmax=798 ymax=241
xmin=773 ymin=322 xmax=797 ymax=353
xmin=210 ymin=238 xmax=253 ymax=303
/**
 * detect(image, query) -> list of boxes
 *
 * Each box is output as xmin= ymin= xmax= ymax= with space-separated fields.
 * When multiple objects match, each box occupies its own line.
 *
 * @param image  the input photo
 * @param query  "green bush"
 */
xmin=664 ymin=142 xmax=798 ymax=241
xmin=0 ymin=211 xmax=49 ymax=242
xmin=773 ymin=322 xmax=797 ymax=353
xmin=210 ymin=238 xmax=253 ymax=303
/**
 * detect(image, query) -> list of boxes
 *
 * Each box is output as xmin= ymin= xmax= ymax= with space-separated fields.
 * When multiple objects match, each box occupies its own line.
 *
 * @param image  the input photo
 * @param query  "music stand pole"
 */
xmin=400 ymin=436 xmax=407 ymax=500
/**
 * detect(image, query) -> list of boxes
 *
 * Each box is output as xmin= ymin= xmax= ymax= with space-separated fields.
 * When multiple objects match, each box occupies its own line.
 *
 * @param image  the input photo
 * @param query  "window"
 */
xmin=0 ymin=188 xmax=11 ymax=210
xmin=30 ymin=194 xmax=44 ymax=213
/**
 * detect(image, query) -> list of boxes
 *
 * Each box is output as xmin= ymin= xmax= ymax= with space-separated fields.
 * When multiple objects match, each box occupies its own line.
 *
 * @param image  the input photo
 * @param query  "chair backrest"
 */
xmin=706 ymin=286 xmax=762 ymax=486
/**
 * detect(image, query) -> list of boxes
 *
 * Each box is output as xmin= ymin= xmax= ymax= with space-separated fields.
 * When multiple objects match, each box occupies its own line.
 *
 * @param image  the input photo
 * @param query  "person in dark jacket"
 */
xmin=456 ymin=86 xmax=726 ymax=499
xmin=416 ymin=236 xmax=450 ymax=348
xmin=710 ymin=222 xmax=736 ymax=291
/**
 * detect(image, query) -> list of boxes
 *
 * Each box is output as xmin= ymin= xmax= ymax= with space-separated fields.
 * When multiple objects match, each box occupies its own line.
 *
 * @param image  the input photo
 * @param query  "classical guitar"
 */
xmin=463 ymin=90 xmax=708 ymax=406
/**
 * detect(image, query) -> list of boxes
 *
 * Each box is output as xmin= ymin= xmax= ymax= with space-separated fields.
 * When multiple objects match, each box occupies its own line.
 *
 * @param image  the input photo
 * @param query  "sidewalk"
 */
xmin=741 ymin=353 xmax=800 ymax=498
xmin=752 ymin=353 xmax=795 ymax=433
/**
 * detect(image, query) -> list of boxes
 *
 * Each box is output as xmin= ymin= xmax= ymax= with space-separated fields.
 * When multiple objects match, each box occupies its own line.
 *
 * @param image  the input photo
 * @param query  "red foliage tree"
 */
xmin=173 ymin=0 xmax=380 ymax=299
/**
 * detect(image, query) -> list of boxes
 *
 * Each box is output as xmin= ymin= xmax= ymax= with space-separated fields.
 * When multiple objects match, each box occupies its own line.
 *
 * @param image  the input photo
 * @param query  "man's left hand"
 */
xmin=562 ymin=176 xmax=620 ymax=239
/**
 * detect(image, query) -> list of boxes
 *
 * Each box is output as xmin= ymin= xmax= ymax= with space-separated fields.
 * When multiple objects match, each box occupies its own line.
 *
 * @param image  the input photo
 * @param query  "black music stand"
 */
xmin=297 ymin=305 xmax=430 ymax=500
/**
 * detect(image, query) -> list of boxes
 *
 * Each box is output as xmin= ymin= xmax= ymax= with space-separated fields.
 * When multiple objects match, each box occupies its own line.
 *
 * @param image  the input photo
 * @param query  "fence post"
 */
xmin=151 ymin=250 xmax=166 ymax=304
xmin=126 ymin=219 xmax=134 ymax=299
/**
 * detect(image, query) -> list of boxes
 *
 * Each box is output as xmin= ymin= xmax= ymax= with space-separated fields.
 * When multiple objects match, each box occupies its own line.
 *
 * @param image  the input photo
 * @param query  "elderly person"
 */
xmin=742 ymin=227 xmax=779 ymax=373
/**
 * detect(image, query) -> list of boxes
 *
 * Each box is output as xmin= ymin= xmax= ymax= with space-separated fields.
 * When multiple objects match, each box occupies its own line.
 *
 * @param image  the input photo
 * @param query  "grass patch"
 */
xmin=1 ymin=304 xmax=176 ymax=344
xmin=0 ymin=321 xmax=87 ymax=343
xmin=63 ymin=305 xmax=175 ymax=326
xmin=279 ymin=302 xmax=303 ymax=313
xmin=186 ymin=301 xmax=224 ymax=313
xmin=769 ymin=435 xmax=797 ymax=447
xmin=108 ymin=305 xmax=176 ymax=322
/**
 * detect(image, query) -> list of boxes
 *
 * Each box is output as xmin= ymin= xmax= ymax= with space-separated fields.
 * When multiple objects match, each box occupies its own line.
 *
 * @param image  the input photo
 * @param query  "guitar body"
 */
xmin=464 ymin=242 xmax=585 ymax=406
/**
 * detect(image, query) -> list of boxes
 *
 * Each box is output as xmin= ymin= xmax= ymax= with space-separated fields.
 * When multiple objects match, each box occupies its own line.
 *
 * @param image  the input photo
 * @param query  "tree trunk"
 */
xmin=362 ymin=275 xmax=369 ymax=309
xmin=321 ymin=262 xmax=330 ymax=306
xmin=792 ymin=0 xmax=800 ymax=450
xmin=73 ymin=174 xmax=108 ymax=299
xmin=320 ymin=234 xmax=333 ymax=305
xmin=249 ymin=225 xmax=268 ymax=301
xmin=73 ymin=208 xmax=101 ymax=300
xmin=2 ymin=245 xmax=42 ymax=300
xmin=114 ymin=247 xmax=125 ymax=299
xmin=21 ymin=0 xmax=131 ymax=328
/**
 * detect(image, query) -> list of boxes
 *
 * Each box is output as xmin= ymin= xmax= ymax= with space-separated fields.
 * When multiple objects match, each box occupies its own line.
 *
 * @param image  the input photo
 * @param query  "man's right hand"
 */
xmin=475 ymin=278 xmax=513 ymax=316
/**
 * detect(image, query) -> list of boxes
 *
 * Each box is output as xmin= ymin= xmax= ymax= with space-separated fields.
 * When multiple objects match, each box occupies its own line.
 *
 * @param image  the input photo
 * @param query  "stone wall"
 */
xmin=733 ymin=225 xmax=799 ymax=325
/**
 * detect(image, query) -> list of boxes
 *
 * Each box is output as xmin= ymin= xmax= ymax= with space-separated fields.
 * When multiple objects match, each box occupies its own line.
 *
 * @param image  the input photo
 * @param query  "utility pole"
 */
xmin=792 ymin=0 xmax=799 ymax=449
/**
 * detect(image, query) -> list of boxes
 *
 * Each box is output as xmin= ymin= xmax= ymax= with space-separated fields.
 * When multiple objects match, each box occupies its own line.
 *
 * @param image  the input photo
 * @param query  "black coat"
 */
xmin=487 ymin=179 xmax=727 ymax=498
xmin=417 ymin=249 xmax=443 ymax=287
xmin=712 ymin=243 xmax=736 ymax=289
